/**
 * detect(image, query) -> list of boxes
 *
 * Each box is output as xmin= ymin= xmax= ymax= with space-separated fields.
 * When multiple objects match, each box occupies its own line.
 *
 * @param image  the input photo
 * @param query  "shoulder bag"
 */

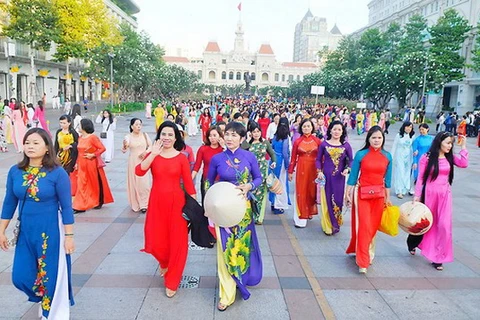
xmin=100 ymin=122 xmax=111 ymax=139
xmin=8 ymin=174 xmax=37 ymax=247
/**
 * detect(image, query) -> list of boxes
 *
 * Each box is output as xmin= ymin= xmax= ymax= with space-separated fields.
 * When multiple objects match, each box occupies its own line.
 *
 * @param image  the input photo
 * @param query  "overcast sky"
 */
xmin=136 ymin=0 xmax=370 ymax=62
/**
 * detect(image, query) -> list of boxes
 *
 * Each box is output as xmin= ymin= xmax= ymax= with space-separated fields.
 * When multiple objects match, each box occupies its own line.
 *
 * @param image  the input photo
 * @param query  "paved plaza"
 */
xmin=0 ymin=109 xmax=480 ymax=320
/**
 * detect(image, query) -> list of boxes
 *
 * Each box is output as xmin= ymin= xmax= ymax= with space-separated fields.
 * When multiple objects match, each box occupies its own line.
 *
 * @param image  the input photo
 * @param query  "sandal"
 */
xmin=217 ymin=302 xmax=228 ymax=312
xmin=432 ymin=263 xmax=443 ymax=271
xmin=160 ymin=268 xmax=168 ymax=277
xmin=165 ymin=288 xmax=177 ymax=298
xmin=409 ymin=249 xmax=416 ymax=256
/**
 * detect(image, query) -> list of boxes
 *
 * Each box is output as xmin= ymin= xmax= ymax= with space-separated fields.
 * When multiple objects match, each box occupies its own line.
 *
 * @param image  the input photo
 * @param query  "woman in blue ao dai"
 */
xmin=0 ymin=128 xmax=75 ymax=319
xmin=391 ymin=121 xmax=415 ymax=199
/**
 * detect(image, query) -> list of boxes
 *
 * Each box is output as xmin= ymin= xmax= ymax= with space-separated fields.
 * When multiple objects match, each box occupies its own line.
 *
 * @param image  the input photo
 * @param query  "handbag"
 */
xmin=378 ymin=205 xmax=400 ymax=236
xmin=359 ymin=184 xmax=385 ymax=200
xmin=100 ymin=122 xmax=111 ymax=139
xmin=8 ymin=174 xmax=37 ymax=247
xmin=266 ymin=172 xmax=283 ymax=194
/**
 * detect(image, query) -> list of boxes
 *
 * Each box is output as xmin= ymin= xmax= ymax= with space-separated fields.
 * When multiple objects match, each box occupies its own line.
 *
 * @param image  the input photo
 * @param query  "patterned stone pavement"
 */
xmin=0 ymin=108 xmax=479 ymax=319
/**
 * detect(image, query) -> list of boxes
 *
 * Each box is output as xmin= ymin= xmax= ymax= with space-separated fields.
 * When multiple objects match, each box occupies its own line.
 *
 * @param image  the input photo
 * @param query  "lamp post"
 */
xmin=108 ymin=52 xmax=115 ymax=108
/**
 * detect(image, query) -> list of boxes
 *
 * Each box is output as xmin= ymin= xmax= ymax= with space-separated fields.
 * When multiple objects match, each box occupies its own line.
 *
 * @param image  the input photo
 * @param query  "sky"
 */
xmin=135 ymin=0 xmax=370 ymax=62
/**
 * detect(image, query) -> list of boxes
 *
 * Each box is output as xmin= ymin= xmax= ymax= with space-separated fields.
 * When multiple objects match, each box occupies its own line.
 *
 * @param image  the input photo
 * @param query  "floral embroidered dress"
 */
xmin=1 ymin=165 xmax=75 ymax=319
xmin=248 ymin=140 xmax=276 ymax=224
xmin=207 ymin=148 xmax=263 ymax=307
xmin=316 ymin=141 xmax=353 ymax=235
xmin=54 ymin=128 xmax=79 ymax=174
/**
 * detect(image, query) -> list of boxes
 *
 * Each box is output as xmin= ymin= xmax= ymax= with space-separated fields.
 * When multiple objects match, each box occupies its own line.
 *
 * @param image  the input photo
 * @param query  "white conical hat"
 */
xmin=204 ymin=181 xmax=247 ymax=228
xmin=398 ymin=201 xmax=433 ymax=236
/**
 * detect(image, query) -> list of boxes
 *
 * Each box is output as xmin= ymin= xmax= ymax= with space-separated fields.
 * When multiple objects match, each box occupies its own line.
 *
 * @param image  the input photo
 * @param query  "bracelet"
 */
xmin=65 ymin=233 xmax=74 ymax=237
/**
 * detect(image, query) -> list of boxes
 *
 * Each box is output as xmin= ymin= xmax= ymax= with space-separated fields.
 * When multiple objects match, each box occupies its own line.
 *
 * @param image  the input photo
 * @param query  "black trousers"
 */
xmin=407 ymin=234 xmax=423 ymax=251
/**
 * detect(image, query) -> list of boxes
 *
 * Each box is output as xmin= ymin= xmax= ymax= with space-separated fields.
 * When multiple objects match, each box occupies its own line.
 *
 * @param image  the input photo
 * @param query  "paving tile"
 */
xmin=378 ymin=290 xmax=470 ymax=320
xmin=71 ymin=287 xmax=148 ymax=319
xmin=71 ymin=273 xmax=92 ymax=287
xmin=0 ymin=285 xmax=33 ymax=318
xmin=84 ymin=274 xmax=154 ymax=288
xmin=95 ymin=252 xmax=159 ymax=275
xmin=369 ymin=277 xmax=436 ymax=290
xmin=318 ymin=277 xmax=375 ymax=290
xmin=443 ymin=289 xmax=480 ymax=317
xmin=273 ymin=255 xmax=305 ymax=277
xmin=214 ymin=289 xmax=289 ymax=320
xmin=262 ymin=219 xmax=282 ymax=225
xmin=136 ymin=288 xmax=215 ymax=320
xmin=254 ymin=276 xmax=281 ymax=289
xmin=283 ymin=289 xmax=325 ymax=320
xmin=279 ymin=277 xmax=311 ymax=289
xmin=307 ymin=255 xmax=362 ymax=278
xmin=365 ymin=257 xmax=424 ymax=278
xmin=427 ymin=277 xmax=480 ymax=290
xmin=198 ymin=276 xmax=217 ymax=288
xmin=268 ymin=238 xmax=296 ymax=256
xmin=264 ymin=225 xmax=289 ymax=239
xmin=323 ymin=290 xmax=397 ymax=320
xmin=182 ymin=253 xmax=218 ymax=277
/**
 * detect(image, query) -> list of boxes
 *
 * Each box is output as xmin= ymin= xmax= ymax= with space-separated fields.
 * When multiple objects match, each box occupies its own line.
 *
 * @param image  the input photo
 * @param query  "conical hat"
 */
xmin=204 ymin=181 xmax=247 ymax=228
xmin=398 ymin=201 xmax=433 ymax=236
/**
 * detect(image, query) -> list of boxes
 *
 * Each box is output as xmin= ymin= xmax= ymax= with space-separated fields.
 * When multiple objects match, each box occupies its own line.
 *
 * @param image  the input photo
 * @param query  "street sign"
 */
xmin=310 ymin=86 xmax=325 ymax=95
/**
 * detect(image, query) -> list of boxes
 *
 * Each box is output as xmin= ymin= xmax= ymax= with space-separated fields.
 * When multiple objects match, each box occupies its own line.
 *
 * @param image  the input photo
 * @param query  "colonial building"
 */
xmin=163 ymin=19 xmax=319 ymax=89
xmin=0 ymin=0 xmax=139 ymax=105
xmin=353 ymin=0 xmax=480 ymax=114
xmin=293 ymin=9 xmax=343 ymax=63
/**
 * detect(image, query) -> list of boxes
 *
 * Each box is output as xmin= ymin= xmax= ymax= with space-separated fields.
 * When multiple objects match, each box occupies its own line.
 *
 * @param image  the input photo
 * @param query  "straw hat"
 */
xmin=398 ymin=201 xmax=433 ymax=236
xmin=266 ymin=173 xmax=283 ymax=194
xmin=204 ymin=182 xmax=247 ymax=228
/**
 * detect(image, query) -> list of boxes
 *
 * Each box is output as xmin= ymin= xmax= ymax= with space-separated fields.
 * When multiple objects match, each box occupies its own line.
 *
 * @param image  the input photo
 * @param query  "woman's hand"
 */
xmin=344 ymin=192 xmax=352 ymax=207
xmin=84 ymin=153 xmax=95 ymax=159
xmin=412 ymin=196 xmax=420 ymax=204
xmin=385 ymin=198 xmax=393 ymax=207
xmin=413 ymin=150 xmax=418 ymax=157
xmin=288 ymin=173 xmax=293 ymax=181
xmin=138 ymin=152 xmax=147 ymax=160
xmin=270 ymin=162 xmax=276 ymax=169
xmin=341 ymin=169 xmax=349 ymax=177
xmin=63 ymin=145 xmax=72 ymax=151
xmin=0 ymin=233 xmax=9 ymax=251
xmin=64 ymin=237 xmax=75 ymax=255
xmin=236 ymin=183 xmax=252 ymax=198
xmin=218 ymin=138 xmax=225 ymax=148
xmin=151 ymin=140 xmax=163 ymax=156
xmin=459 ymin=135 xmax=467 ymax=149
xmin=412 ymin=163 xmax=417 ymax=170
xmin=317 ymin=171 xmax=325 ymax=180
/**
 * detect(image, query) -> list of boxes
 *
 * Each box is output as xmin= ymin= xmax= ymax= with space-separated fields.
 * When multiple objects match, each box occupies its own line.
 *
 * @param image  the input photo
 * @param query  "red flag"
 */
xmin=237 ymin=2 xmax=242 ymax=11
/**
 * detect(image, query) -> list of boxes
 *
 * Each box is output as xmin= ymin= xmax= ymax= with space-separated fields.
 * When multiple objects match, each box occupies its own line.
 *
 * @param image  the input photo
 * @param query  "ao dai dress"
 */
xmin=391 ymin=133 xmax=414 ymax=195
xmin=412 ymin=134 xmax=434 ymax=180
xmin=1 ymin=166 xmax=75 ymax=318
xmin=95 ymin=116 xmax=116 ymax=162
xmin=207 ymin=148 xmax=263 ymax=307
xmin=316 ymin=141 xmax=353 ymax=235
xmin=269 ymin=137 xmax=291 ymax=211
xmin=414 ymin=150 xmax=469 ymax=264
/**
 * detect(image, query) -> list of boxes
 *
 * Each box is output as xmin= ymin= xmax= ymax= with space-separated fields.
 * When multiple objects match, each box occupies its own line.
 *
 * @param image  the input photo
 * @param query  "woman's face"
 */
xmin=251 ymin=128 xmax=262 ymax=141
xmin=369 ymin=131 xmax=384 ymax=149
xmin=131 ymin=120 xmax=142 ymax=133
xmin=103 ymin=111 xmax=109 ymax=118
xmin=440 ymin=136 xmax=453 ymax=154
xmin=273 ymin=115 xmax=280 ymax=124
xmin=404 ymin=125 xmax=413 ymax=134
xmin=330 ymin=124 xmax=343 ymax=139
xmin=59 ymin=119 xmax=70 ymax=130
xmin=419 ymin=127 xmax=428 ymax=135
xmin=224 ymin=129 xmax=242 ymax=150
xmin=159 ymin=127 xmax=176 ymax=149
xmin=208 ymin=129 xmax=220 ymax=145
xmin=167 ymin=115 xmax=174 ymax=121
xmin=302 ymin=121 xmax=313 ymax=135
xmin=24 ymin=133 xmax=48 ymax=160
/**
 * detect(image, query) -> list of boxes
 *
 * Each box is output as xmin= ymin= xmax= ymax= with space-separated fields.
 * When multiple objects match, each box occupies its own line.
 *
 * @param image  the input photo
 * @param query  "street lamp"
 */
xmin=108 ymin=52 xmax=115 ymax=108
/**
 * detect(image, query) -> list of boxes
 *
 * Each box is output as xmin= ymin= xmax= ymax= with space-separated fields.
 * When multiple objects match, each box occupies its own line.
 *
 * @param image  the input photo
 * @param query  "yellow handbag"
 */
xmin=378 ymin=205 xmax=400 ymax=236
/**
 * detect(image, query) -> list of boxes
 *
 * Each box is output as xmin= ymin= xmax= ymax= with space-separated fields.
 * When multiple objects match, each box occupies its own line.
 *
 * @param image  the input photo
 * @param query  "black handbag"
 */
xmin=100 ymin=122 xmax=111 ymax=139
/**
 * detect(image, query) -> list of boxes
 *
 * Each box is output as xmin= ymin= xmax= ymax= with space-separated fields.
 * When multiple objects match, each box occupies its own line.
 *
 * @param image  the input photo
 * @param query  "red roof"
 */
xmin=205 ymin=41 xmax=221 ymax=52
xmin=282 ymin=62 xmax=318 ymax=68
xmin=163 ymin=56 xmax=190 ymax=63
xmin=258 ymin=44 xmax=274 ymax=55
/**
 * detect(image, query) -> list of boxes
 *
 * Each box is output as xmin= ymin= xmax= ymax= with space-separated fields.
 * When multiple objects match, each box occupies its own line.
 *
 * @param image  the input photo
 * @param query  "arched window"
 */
xmin=221 ymin=71 xmax=227 ymax=80
xmin=236 ymin=72 xmax=241 ymax=80
xmin=251 ymin=72 xmax=256 ymax=80
xmin=288 ymin=74 xmax=294 ymax=82
xmin=209 ymin=71 xmax=216 ymax=80
xmin=275 ymin=73 xmax=279 ymax=81
xmin=282 ymin=74 xmax=285 ymax=82
xmin=197 ymin=70 xmax=202 ymax=79
xmin=296 ymin=75 xmax=300 ymax=81
xmin=262 ymin=73 xmax=269 ymax=81
xmin=229 ymin=71 xmax=234 ymax=80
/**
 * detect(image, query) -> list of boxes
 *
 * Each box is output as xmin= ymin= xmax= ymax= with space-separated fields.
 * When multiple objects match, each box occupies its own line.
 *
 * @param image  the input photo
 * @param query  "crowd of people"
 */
xmin=0 ymin=94 xmax=474 ymax=317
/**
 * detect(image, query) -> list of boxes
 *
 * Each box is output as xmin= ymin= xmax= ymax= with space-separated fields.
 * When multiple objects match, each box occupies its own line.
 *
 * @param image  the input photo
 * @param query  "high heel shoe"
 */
xmin=217 ymin=302 xmax=229 ymax=311
xmin=165 ymin=288 xmax=177 ymax=298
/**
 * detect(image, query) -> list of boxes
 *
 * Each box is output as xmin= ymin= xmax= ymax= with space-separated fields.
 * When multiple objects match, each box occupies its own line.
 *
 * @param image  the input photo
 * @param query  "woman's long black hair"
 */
xmin=101 ymin=109 xmax=114 ymax=124
xmin=326 ymin=120 xmax=347 ymax=144
xmin=399 ymin=121 xmax=415 ymax=138
xmin=422 ymin=132 xmax=454 ymax=186
xmin=248 ymin=121 xmax=264 ymax=144
xmin=360 ymin=126 xmax=385 ymax=151
xmin=275 ymin=117 xmax=290 ymax=141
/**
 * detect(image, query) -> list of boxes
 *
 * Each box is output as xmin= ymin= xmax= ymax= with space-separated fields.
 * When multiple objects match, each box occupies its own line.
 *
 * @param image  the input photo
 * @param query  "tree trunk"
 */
xmin=28 ymin=45 xmax=36 ymax=104
xmin=66 ymin=60 xmax=72 ymax=101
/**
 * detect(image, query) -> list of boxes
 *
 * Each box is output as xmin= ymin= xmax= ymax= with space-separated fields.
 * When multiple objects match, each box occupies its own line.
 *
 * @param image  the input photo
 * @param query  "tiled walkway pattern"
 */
xmin=1 ymin=110 xmax=480 ymax=319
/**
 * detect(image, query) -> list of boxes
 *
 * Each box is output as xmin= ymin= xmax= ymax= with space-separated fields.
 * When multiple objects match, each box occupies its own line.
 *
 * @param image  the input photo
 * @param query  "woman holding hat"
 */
xmin=408 ymin=132 xmax=468 ymax=270
xmin=206 ymin=121 xmax=263 ymax=311
xmin=345 ymin=126 xmax=393 ymax=274
xmin=135 ymin=121 xmax=196 ymax=298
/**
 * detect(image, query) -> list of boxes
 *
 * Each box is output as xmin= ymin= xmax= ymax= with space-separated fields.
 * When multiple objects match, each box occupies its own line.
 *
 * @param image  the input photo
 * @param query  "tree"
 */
xmin=428 ymin=9 xmax=471 ymax=92
xmin=53 ymin=0 xmax=121 ymax=99
xmin=1 ymin=0 xmax=60 ymax=103
xmin=470 ymin=21 xmax=480 ymax=71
